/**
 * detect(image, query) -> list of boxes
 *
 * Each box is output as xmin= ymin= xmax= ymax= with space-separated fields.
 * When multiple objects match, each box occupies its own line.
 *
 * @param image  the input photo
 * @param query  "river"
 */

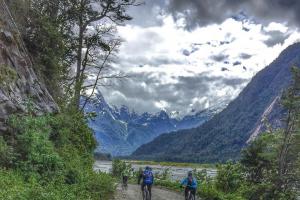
xmin=94 ymin=160 xmax=217 ymax=181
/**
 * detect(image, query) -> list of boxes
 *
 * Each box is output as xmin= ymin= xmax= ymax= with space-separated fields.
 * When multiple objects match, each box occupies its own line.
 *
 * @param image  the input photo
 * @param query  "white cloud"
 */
xmin=265 ymin=22 xmax=289 ymax=32
xmin=99 ymin=13 xmax=300 ymax=117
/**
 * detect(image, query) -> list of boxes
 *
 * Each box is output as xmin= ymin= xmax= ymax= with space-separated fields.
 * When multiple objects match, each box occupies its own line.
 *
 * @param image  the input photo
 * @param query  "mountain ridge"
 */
xmin=132 ymin=42 xmax=300 ymax=163
xmin=84 ymin=93 xmax=224 ymax=156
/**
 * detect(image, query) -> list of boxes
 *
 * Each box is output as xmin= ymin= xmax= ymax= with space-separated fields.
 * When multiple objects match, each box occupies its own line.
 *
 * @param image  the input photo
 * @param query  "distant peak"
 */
xmin=120 ymin=105 xmax=130 ymax=111
xmin=157 ymin=110 xmax=169 ymax=119
xmin=231 ymin=11 xmax=248 ymax=22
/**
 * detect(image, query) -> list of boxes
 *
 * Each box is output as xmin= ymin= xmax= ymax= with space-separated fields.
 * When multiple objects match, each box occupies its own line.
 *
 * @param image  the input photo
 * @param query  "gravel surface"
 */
xmin=114 ymin=184 xmax=188 ymax=200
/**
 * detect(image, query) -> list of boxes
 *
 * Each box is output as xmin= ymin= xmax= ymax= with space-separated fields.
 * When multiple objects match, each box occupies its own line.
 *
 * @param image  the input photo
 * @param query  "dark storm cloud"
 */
xmin=120 ymin=56 xmax=184 ymax=67
xmin=182 ymin=49 xmax=191 ymax=56
xmin=166 ymin=0 xmax=300 ymax=29
xmin=211 ymin=53 xmax=229 ymax=62
xmin=102 ymin=71 xmax=248 ymax=115
xmin=128 ymin=0 xmax=167 ymax=27
xmin=239 ymin=53 xmax=252 ymax=59
xmin=262 ymin=30 xmax=291 ymax=47
xmin=221 ymin=78 xmax=248 ymax=89
xmin=233 ymin=61 xmax=242 ymax=66
xmin=221 ymin=67 xmax=229 ymax=72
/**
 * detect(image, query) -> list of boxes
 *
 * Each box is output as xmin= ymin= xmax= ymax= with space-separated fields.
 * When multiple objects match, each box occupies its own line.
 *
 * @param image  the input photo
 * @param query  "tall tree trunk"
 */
xmin=74 ymin=24 xmax=84 ymax=110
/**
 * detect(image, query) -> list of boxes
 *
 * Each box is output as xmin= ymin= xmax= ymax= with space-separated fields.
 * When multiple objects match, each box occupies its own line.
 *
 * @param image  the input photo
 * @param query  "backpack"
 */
xmin=143 ymin=170 xmax=153 ymax=184
xmin=187 ymin=176 xmax=193 ymax=187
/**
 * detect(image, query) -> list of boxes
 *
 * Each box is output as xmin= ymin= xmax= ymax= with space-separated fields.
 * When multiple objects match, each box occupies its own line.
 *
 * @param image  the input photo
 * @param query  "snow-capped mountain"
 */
xmin=84 ymin=93 xmax=224 ymax=156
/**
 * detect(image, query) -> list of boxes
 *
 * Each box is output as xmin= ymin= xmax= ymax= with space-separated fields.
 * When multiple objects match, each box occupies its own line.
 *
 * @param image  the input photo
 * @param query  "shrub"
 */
xmin=8 ymin=115 xmax=63 ymax=180
xmin=112 ymin=159 xmax=128 ymax=178
xmin=155 ymin=167 xmax=171 ymax=181
xmin=215 ymin=162 xmax=244 ymax=193
xmin=0 ymin=136 xmax=15 ymax=168
xmin=1 ymin=112 xmax=115 ymax=199
xmin=0 ymin=169 xmax=115 ymax=200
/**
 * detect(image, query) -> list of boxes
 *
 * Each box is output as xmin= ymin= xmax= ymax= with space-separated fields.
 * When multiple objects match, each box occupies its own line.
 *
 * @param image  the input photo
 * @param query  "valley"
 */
xmin=85 ymin=94 xmax=224 ymax=156
xmin=132 ymin=43 xmax=300 ymax=163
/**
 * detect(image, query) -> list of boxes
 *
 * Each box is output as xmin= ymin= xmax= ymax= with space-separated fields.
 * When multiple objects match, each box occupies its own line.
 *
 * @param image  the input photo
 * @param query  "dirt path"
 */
xmin=114 ymin=184 xmax=185 ymax=200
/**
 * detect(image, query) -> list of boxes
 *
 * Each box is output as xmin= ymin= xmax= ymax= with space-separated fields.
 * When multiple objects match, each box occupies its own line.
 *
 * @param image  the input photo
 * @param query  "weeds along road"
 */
xmin=114 ymin=184 xmax=187 ymax=200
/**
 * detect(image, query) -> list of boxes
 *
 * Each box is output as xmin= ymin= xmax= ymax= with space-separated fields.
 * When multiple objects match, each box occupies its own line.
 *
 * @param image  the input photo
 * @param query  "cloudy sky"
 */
xmin=100 ymin=0 xmax=300 ymax=117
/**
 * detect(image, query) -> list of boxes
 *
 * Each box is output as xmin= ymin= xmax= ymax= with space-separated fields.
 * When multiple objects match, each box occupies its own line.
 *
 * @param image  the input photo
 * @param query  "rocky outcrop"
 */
xmin=0 ymin=0 xmax=58 ymax=131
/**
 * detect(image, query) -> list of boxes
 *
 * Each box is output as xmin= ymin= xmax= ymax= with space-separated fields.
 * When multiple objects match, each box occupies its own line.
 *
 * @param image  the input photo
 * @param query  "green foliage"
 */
xmin=8 ymin=0 xmax=72 ymax=102
xmin=155 ymin=179 xmax=181 ymax=192
xmin=2 ymin=0 xmax=137 ymax=199
xmin=0 ymin=169 xmax=115 ymax=200
xmin=155 ymin=167 xmax=171 ymax=181
xmin=8 ymin=115 xmax=63 ymax=180
xmin=241 ymin=133 xmax=278 ymax=185
xmin=0 ymin=137 xmax=15 ymax=168
xmin=215 ymin=162 xmax=244 ymax=193
xmin=0 ymin=112 xmax=114 ymax=199
xmin=26 ymin=17 xmax=67 ymax=101
xmin=49 ymin=111 xmax=97 ymax=154
xmin=196 ymin=164 xmax=246 ymax=200
xmin=112 ymin=159 xmax=132 ymax=178
xmin=193 ymin=169 xmax=213 ymax=183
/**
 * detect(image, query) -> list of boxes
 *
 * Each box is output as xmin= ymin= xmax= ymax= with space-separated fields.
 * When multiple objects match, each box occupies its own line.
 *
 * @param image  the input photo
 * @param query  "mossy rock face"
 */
xmin=0 ymin=64 xmax=17 ymax=86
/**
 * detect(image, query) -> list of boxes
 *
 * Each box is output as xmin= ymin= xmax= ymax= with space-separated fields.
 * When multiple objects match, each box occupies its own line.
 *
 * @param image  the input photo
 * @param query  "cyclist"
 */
xmin=138 ymin=166 xmax=154 ymax=199
xmin=121 ymin=167 xmax=130 ymax=188
xmin=181 ymin=171 xmax=197 ymax=200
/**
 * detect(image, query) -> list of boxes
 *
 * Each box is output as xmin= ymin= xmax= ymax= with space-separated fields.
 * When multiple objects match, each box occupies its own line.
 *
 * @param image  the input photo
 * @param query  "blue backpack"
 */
xmin=143 ymin=170 xmax=153 ymax=184
xmin=187 ymin=176 xmax=193 ymax=187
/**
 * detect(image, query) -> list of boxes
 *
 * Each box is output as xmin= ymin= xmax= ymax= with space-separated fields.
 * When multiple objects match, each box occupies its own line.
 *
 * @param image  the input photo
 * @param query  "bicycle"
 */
xmin=122 ymin=176 xmax=128 ymax=190
xmin=182 ymin=186 xmax=195 ymax=200
xmin=186 ymin=189 xmax=195 ymax=200
xmin=142 ymin=184 xmax=151 ymax=200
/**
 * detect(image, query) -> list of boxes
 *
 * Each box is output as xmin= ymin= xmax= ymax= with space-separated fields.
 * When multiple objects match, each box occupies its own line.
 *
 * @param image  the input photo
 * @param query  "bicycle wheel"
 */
xmin=142 ymin=187 xmax=147 ymax=200
xmin=185 ymin=191 xmax=190 ymax=200
xmin=189 ymin=193 xmax=195 ymax=200
xmin=145 ymin=185 xmax=151 ymax=200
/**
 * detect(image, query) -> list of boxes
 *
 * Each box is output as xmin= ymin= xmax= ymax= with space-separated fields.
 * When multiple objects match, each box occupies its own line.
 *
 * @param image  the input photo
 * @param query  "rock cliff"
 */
xmin=0 ymin=0 xmax=58 ymax=131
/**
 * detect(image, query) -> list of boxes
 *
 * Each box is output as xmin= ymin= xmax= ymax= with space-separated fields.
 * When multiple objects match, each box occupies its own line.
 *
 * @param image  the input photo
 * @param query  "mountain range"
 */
xmin=84 ymin=94 xmax=224 ymax=156
xmin=132 ymin=42 xmax=300 ymax=163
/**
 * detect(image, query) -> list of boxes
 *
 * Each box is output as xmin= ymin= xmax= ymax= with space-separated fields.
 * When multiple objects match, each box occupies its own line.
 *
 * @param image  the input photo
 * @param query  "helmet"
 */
xmin=188 ymin=171 xmax=193 ymax=177
xmin=145 ymin=166 xmax=151 ymax=170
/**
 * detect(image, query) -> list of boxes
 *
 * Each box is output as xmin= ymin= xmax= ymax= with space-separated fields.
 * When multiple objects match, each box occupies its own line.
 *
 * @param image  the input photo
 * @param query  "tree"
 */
xmin=62 ymin=0 xmax=139 ymax=109
xmin=7 ymin=0 xmax=73 ymax=101
xmin=7 ymin=0 xmax=139 ymax=109
xmin=240 ymin=67 xmax=300 ymax=199
xmin=276 ymin=66 xmax=300 ymax=195
xmin=241 ymin=133 xmax=277 ymax=184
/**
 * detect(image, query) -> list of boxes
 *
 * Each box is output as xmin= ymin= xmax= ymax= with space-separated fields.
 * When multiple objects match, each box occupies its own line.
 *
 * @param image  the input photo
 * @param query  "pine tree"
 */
xmin=276 ymin=66 xmax=300 ymax=196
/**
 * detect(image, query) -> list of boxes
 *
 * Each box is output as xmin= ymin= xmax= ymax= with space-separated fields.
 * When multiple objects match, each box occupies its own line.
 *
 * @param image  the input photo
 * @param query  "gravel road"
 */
xmin=114 ymin=184 xmax=187 ymax=200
